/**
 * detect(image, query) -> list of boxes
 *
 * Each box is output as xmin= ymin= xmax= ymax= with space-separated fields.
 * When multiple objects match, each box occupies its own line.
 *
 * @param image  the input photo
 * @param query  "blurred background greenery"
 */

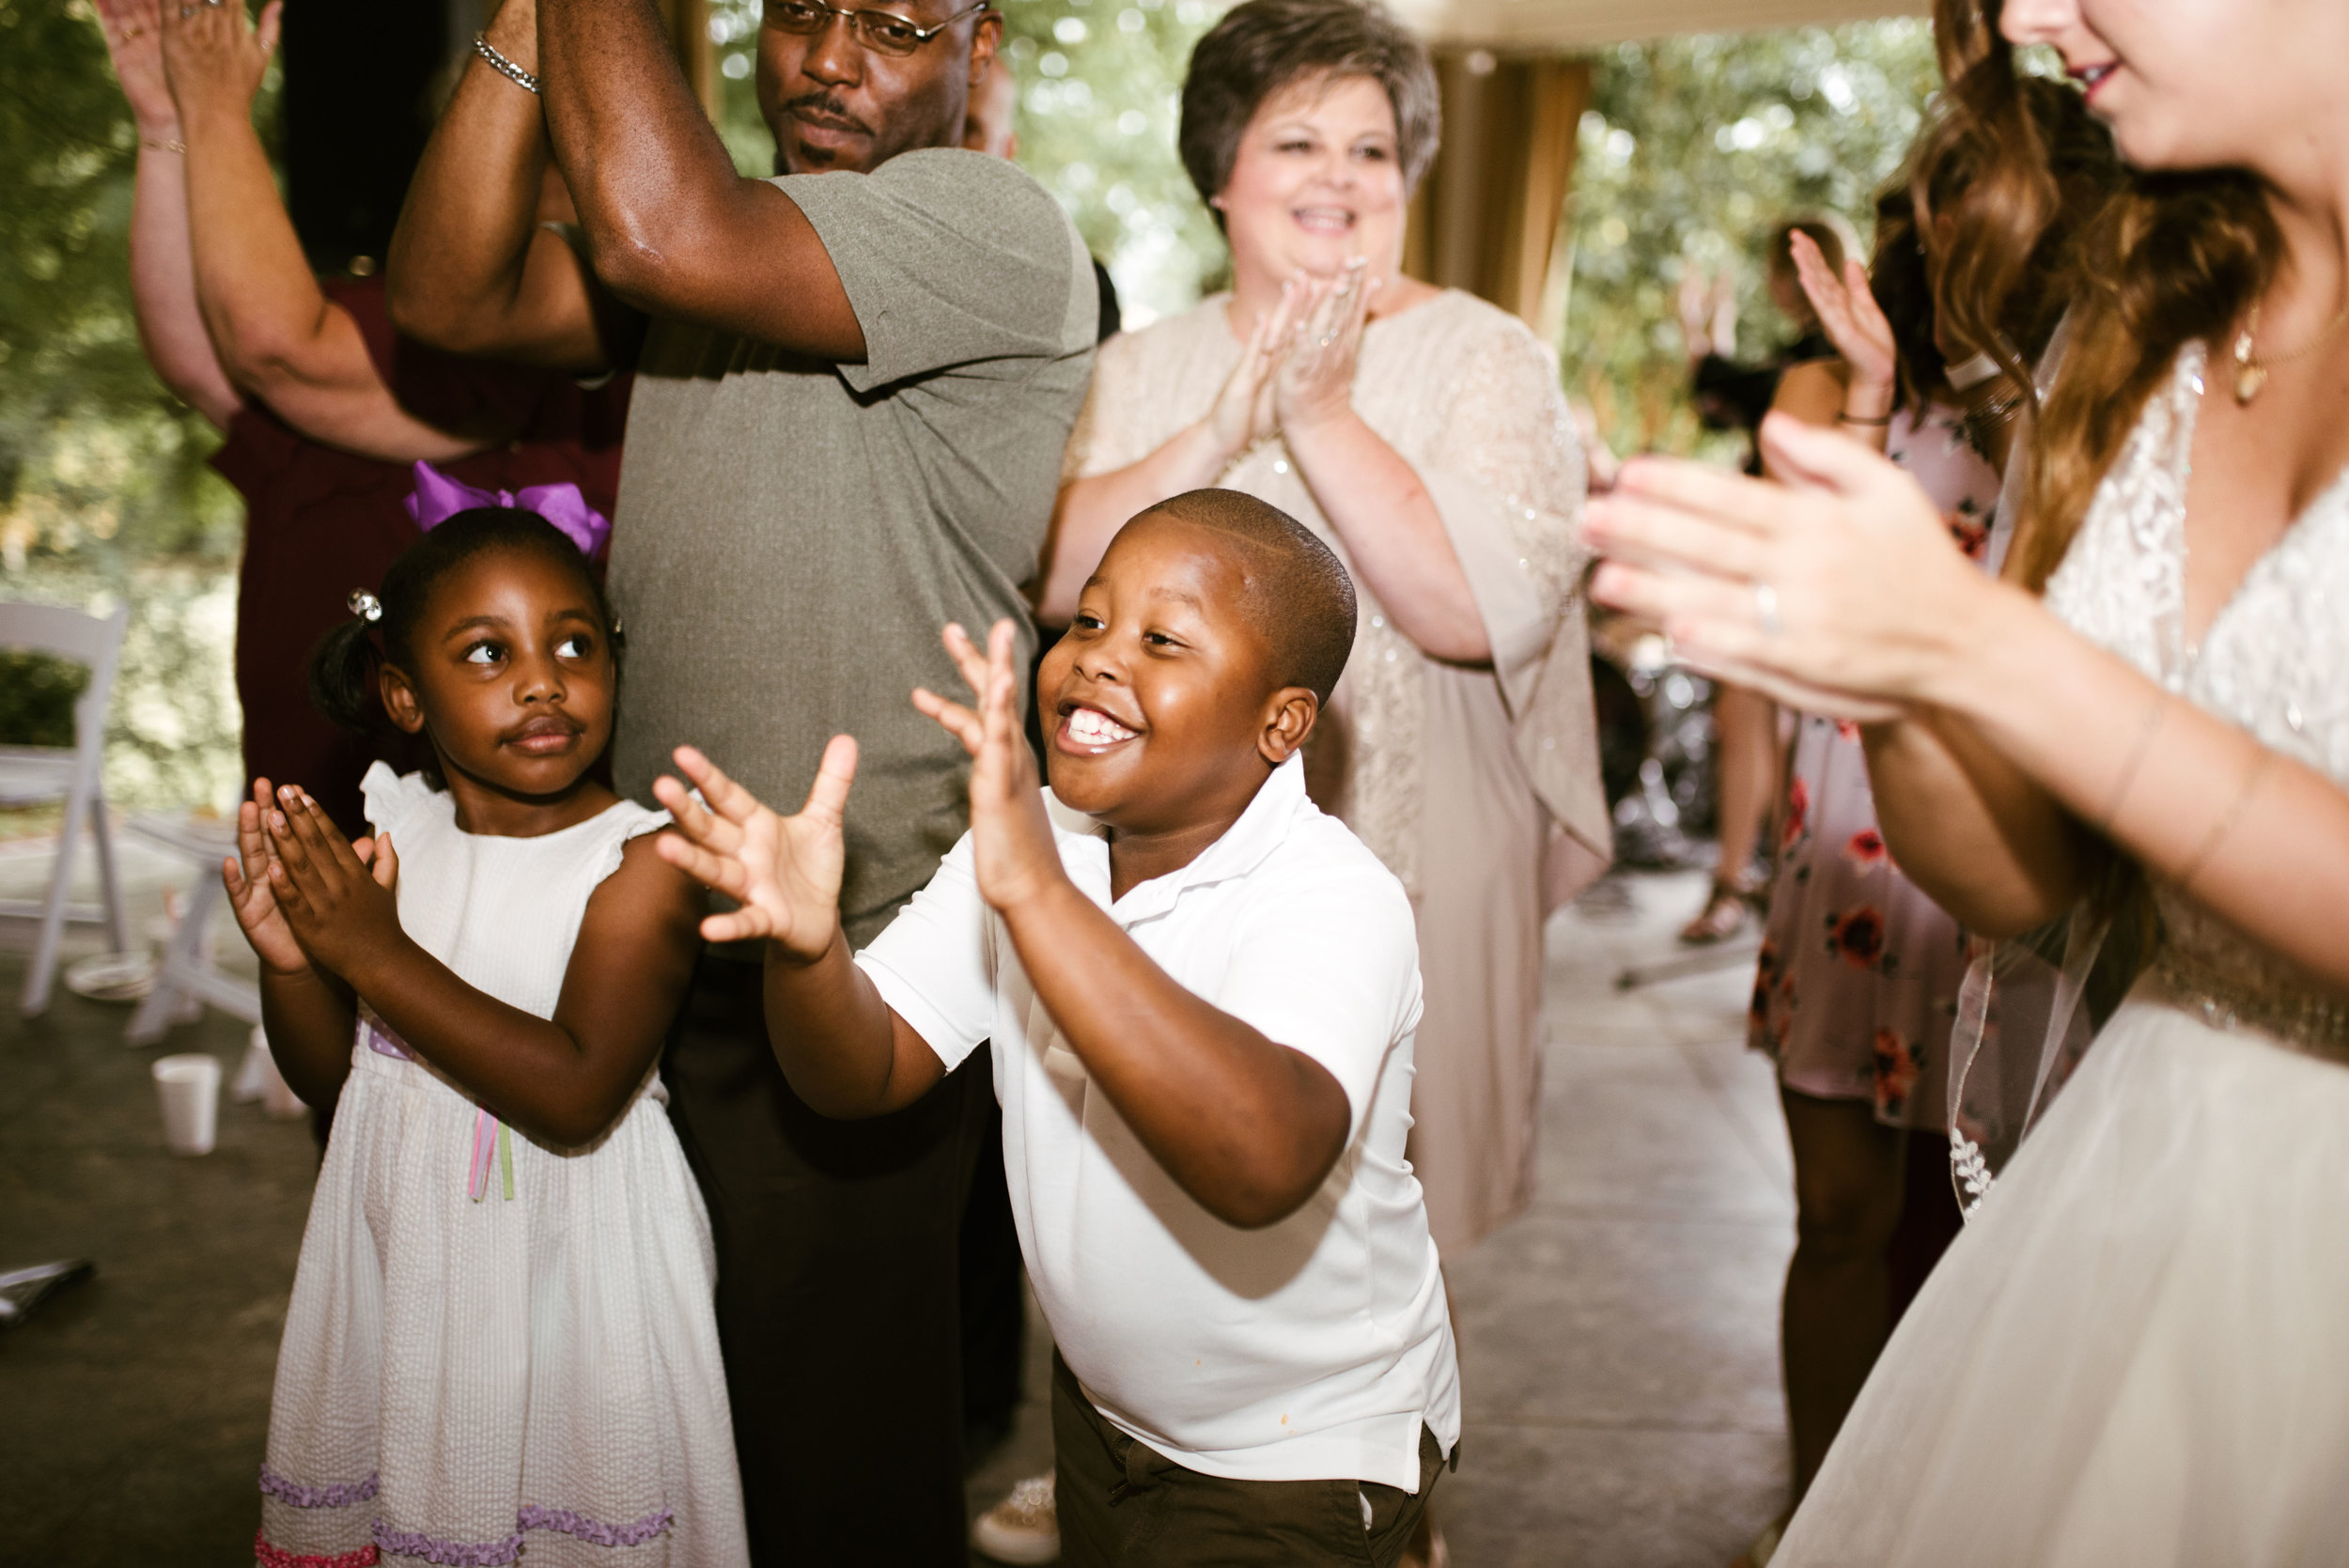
xmin=2 ymin=0 xmax=1938 ymax=815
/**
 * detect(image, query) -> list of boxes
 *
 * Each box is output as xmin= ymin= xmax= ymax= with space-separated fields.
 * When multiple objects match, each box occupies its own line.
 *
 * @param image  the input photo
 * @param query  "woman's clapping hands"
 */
xmin=1199 ymin=260 xmax=1377 ymax=466
xmin=1272 ymin=259 xmax=1375 ymax=436
xmin=93 ymin=0 xmax=177 ymax=135
xmin=1584 ymin=413 xmax=1990 ymax=721
xmin=1202 ymin=288 xmax=1291 ymax=462
xmin=1786 ymin=229 xmax=1897 ymax=415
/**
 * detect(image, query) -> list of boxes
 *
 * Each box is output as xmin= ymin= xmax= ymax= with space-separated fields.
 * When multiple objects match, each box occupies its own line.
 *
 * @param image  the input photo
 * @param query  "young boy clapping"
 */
xmin=656 ymin=489 xmax=1457 ymax=1565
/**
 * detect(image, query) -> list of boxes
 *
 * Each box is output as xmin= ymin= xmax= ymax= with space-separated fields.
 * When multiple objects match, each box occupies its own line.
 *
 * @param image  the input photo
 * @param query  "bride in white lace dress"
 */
xmin=1581 ymin=0 xmax=2349 ymax=1558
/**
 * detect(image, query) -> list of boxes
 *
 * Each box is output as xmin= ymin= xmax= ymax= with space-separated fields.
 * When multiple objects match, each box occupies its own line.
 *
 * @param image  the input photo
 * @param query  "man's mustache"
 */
xmin=781 ymin=92 xmax=874 ymax=136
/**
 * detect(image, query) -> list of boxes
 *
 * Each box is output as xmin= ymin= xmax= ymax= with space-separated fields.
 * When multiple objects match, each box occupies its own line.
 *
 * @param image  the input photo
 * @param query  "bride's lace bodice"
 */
xmin=2045 ymin=342 xmax=2349 ymax=1048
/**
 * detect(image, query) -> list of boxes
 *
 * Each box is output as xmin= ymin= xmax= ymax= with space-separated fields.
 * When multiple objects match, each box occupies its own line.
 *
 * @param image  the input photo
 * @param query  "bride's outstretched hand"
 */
xmin=912 ymin=620 xmax=1065 ymax=913
xmin=654 ymin=739 xmax=857 ymax=961
xmin=1583 ymin=412 xmax=1997 ymax=719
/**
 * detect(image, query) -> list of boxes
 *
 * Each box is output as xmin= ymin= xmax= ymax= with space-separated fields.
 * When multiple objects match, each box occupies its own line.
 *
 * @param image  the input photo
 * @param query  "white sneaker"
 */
xmin=972 ymin=1473 xmax=1059 ymax=1564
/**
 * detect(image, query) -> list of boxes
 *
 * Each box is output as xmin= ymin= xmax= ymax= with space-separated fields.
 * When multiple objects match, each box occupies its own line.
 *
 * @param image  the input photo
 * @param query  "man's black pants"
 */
xmin=662 ymin=953 xmax=997 ymax=1565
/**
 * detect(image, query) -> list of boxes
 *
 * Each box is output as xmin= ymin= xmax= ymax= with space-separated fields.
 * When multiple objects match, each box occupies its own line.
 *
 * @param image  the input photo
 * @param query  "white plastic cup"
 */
xmin=153 ymin=1053 xmax=223 ymax=1156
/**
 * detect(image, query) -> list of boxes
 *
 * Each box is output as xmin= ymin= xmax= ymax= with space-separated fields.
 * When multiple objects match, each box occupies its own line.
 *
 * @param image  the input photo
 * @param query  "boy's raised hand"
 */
xmin=912 ymin=620 xmax=1065 ymax=912
xmin=654 ymin=739 xmax=858 ymax=962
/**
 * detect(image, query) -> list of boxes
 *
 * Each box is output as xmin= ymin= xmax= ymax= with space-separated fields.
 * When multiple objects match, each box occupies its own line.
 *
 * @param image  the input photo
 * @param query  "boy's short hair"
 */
xmin=1143 ymin=489 xmax=1357 ymax=705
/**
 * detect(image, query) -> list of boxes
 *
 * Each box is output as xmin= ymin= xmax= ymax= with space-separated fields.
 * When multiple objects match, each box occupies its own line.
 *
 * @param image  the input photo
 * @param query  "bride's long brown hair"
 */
xmin=1885 ymin=71 xmax=2116 ymax=418
xmin=1931 ymin=0 xmax=2286 ymax=591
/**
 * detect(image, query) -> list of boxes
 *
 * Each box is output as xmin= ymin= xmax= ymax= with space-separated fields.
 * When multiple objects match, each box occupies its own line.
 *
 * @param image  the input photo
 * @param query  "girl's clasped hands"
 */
xmin=224 ymin=778 xmax=400 ymax=982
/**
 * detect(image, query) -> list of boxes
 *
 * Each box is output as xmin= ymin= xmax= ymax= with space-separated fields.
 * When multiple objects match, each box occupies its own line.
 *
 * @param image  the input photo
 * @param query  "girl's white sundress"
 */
xmin=255 ymin=765 xmax=749 ymax=1568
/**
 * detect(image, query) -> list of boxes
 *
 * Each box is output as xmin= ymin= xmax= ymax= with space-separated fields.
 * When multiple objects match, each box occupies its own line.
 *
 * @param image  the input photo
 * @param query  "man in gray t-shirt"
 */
xmin=389 ymin=0 xmax=1093 ymax=1558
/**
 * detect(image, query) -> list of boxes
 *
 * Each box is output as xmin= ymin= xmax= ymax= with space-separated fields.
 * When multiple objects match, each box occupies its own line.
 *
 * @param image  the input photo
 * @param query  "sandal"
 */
xmin=1678 ymin=877 xmax=1758 ymax=945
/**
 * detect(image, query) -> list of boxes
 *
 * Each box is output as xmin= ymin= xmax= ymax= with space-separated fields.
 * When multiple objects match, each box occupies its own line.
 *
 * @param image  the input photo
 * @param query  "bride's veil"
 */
xmin=1946 ymin=875 xmax=2153 ymax=1215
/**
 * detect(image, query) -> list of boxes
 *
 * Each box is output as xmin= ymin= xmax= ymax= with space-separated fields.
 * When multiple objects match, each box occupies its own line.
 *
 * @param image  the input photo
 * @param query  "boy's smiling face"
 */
xmin=1038 ymin=511 xmax=1317 ymax=838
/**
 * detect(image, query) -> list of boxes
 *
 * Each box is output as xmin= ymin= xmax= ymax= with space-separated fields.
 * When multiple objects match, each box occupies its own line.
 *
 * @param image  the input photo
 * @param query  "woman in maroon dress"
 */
xmin=99 ymin=0 xmax=628 ymax=835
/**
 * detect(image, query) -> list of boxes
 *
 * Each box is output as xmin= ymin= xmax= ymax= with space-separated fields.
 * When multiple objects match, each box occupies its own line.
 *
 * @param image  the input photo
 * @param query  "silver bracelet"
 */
xmin=474 ymin=33 xmax=540 ymax=94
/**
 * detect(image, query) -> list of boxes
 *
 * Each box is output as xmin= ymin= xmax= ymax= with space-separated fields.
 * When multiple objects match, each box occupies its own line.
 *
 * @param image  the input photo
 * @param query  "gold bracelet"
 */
xmin=142 ymin=135 xmax=187 ymax=154
xmin=2096 ymin=692 xmax=2168 ymax=833
xmin=2173 ymin=744 xmax=2274 ymax=894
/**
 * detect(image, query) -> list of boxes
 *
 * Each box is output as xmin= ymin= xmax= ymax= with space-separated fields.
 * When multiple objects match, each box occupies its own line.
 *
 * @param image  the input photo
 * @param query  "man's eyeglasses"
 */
xmin=763 ymin=0 xmax=990 ymax=56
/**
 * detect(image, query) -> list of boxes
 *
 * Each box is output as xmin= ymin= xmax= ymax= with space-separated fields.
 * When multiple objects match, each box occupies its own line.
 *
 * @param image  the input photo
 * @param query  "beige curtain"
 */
xmin=1405 ymin=54 xmax=1591 ymax=336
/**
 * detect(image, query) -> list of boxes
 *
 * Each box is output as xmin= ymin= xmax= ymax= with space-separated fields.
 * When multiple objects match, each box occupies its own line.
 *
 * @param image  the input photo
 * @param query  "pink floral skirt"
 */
xmin=1749 ymin=717 xmax=1968 ymax=1131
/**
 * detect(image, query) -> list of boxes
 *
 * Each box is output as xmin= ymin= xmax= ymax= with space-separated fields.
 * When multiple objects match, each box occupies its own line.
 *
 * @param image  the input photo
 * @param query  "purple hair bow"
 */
xmin=404 ymin=460 xmax=612 ymax=560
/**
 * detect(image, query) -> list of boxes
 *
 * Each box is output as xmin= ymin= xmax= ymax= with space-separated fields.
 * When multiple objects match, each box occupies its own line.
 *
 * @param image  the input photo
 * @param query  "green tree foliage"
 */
xmin=0 ymin=0 xmax=248 ymax=809
xmin=1563 ymin=22 xmax=1940 ymax=461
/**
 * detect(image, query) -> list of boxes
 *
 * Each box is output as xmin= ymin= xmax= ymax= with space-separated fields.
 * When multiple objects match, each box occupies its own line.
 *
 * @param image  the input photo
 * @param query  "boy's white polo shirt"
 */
xmin=857 ymin=754 xmax=1460 ymax=1491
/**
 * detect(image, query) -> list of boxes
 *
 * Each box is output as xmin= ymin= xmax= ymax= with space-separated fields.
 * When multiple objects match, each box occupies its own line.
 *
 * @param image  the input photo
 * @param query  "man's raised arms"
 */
xmin=384 ymin=0 xmax=611 ymax=371
xmin=390 ymin=0 xmax=1006 ymax=365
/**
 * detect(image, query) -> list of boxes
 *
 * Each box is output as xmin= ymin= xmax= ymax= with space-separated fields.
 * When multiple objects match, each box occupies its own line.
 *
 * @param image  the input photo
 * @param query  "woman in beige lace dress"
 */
xmin=1038 ymin=0 xmax=1608 ymax=1259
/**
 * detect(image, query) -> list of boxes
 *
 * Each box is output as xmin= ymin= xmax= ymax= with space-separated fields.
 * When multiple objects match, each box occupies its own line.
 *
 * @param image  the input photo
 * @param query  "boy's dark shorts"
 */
xmin=1051 ymin=1351 xmax=1451 ymax=1567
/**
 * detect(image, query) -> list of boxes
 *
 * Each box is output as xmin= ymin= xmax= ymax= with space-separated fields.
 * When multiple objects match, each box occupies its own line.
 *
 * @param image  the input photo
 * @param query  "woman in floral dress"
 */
xmin=1735 ymin=70 xmax=2117 ymax=1550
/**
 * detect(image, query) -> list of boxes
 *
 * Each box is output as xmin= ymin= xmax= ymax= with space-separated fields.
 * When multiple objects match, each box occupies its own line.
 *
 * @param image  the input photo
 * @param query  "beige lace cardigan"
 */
xmin=1062 ymin=288 xmax=1610 ymax=897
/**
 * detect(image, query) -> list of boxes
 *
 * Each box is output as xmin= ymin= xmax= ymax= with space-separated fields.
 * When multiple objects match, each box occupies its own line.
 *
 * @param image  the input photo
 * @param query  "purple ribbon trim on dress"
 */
xmin=259 ymin=1464 xmax=381 ymax=1510
xmin=517 ymin=1505 xmax=677 ymax=1547
xmin=367 ymin=1507 xmax=676 ymax=1562
xmin=370 ymin=1522 xmax=523 ymax=1566
xmin=365 ymin=1018 xmax=412 ymax=1062
xmin=357 ymin=1015 xmax=509 ymax=1200
xmin=403 ymin=460 xmax=611 ymax=560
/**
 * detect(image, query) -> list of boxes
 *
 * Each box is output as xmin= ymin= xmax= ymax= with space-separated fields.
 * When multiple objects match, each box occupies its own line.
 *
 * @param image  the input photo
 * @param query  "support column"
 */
xmin=1404 ymin=52 xmax=1592 ymax=335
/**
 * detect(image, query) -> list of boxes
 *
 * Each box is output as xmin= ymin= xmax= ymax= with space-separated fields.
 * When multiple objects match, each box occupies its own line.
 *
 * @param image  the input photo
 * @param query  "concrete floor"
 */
xmin=2 ymin=827 xmax=1793 ymax=1566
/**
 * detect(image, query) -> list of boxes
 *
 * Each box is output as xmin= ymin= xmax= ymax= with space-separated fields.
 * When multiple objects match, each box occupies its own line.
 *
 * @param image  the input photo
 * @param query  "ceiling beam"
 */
xmin=1386 ymin=0 xmax=1928 ymax=51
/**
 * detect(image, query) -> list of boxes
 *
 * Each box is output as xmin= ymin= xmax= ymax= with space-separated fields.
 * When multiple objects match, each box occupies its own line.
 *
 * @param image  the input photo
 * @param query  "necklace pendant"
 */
xmin=2234 ymin=360 xmax=2268 ymax=405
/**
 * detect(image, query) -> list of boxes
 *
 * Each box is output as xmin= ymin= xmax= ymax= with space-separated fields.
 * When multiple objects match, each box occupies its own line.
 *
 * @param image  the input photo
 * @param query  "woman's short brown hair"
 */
xmin=1177 ymin=0 xmax=1440 ymax=217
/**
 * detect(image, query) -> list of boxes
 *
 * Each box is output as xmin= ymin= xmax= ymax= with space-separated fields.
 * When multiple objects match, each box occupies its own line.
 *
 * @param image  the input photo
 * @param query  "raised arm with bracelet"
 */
xmin=384 ymin=0 xmax=609 ymax=372
xmin=95 ymin=0 xmax=241 ymax=427
xmin=156 ymin=0 xmax=488 ymax=460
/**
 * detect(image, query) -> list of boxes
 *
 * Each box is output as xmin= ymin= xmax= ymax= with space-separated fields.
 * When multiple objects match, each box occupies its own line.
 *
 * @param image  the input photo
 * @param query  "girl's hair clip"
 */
xmin=348 ymin=589 xmax=384 ymax=624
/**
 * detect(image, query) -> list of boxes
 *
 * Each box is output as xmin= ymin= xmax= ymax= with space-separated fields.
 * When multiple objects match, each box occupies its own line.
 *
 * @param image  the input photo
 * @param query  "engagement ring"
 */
xmin=1752 ymin=582 xmax=1783 ymax=638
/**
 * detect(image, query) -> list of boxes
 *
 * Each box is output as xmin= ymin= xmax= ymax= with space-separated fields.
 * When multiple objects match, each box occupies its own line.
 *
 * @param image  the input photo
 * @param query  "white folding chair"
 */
xmin=124 ymin=813 xmax=261 ymax=1045
xmin=0 ymin=602 xmax=132 ymax=1015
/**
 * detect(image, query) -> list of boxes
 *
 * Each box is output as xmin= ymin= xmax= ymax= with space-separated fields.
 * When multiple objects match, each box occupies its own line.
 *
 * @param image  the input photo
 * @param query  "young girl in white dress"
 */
xmin=1583 ymin=0 xmax=2349 ymax=1557
xmin=224 ymin=507 xmax=748 ymax=1567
